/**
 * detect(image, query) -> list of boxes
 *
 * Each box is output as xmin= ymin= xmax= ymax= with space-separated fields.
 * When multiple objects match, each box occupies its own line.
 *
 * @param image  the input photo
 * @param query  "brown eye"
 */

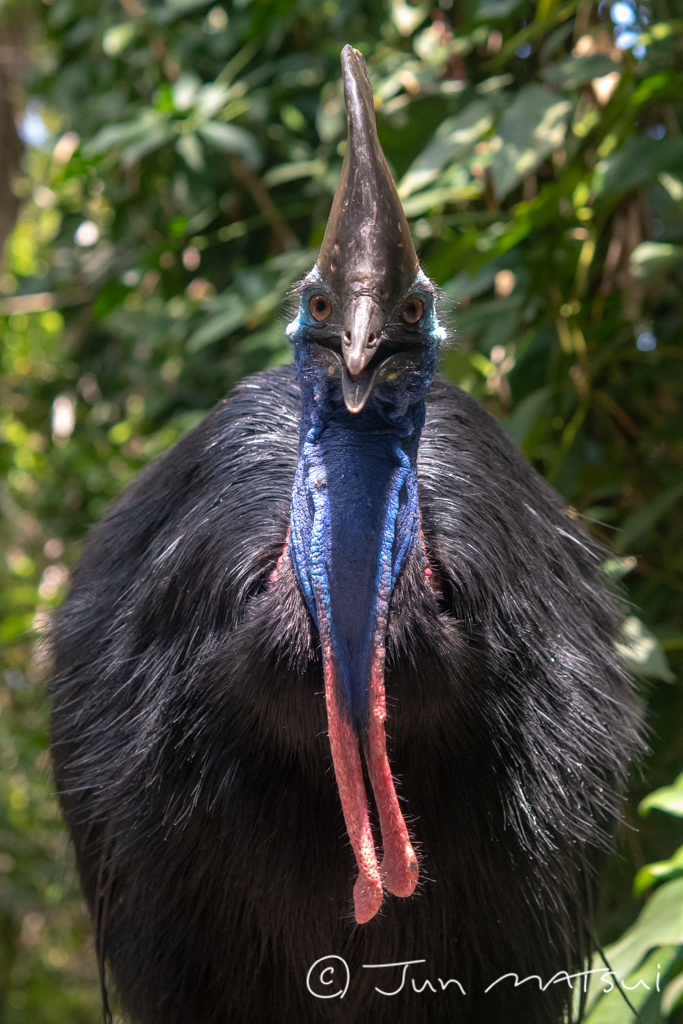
xmin=400 ymin=297 xmax=424 ymax=324
xmin=309 ymin=294 xmax=332 ymax=322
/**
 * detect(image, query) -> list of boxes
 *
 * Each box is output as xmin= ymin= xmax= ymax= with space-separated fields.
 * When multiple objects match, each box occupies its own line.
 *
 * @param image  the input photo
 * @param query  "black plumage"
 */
xmin=51 ymin=365 xmax=642 ymax=1024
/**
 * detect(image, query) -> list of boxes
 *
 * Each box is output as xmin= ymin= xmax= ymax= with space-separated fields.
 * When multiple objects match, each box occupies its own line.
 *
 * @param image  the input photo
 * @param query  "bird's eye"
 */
xmin=400 ymin=297 xmax=424 ymax=324
xmin=309 ymin=294 xmax=332 ymax=322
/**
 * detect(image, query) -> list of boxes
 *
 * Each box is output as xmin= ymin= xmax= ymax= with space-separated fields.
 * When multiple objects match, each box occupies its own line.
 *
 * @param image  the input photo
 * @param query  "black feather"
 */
xmin=50 ymin=365 xmax=643 ymax=1024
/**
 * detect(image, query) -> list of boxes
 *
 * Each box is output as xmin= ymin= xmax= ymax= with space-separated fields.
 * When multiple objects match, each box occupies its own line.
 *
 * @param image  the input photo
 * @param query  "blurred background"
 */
xmin=0 ymin=0 xmax=682 ymax=1019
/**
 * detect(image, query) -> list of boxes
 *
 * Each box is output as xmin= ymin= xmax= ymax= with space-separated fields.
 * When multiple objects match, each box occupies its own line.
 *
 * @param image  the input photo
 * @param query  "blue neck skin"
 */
xmin=286 ymin=271 xmax=442 ymax=725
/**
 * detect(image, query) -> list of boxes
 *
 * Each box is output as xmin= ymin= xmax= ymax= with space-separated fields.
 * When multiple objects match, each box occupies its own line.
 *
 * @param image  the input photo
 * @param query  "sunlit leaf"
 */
xmin=584 ymin=879 xmax=683 ymax=1008
xmin=102 ymin=21 xmax=139 ymax=57
xmin=175 ymin=132 xmax=205 ymax=171
xmin=541 ymin=54 xmax=621 ymax=91
xmin=615 ymin=616 xmax=675 ymax=683
xmin=263 ymin=159 xmax=326 ymax=187
xmin=172 ymin=72 xmax=202 ymax=112
xmin=628 ymin=241 xmax=683 ymax=281
xmin=661 ymin=969 xmax=683 ymax=1016
xmin=197 ymin=121 xmax=260 ymax=168
xmin=398 ymin=100 xmax=493 ymax=197
xmin=583 ymin=947 xmax=678 ymax=1022
xmin=442 ymin=262 xmax=500 ymax=302
xmin=122 ymin=124 xmax=176 ymax=166
xmin=86 ymin=111 xmax=168 ymax=154
xmin=490 ymin=85 xmax=571 ymax=199
xmin=401 ymin=180 xmax=483 ymax=216
xmin=185 ymin=296 xmax=247 ymax=352
xmin=602 ymin=556 xmax=637 ymax=581
xmin=598 ymin=136 xmax=683 ymax=195
xmin=634 ymin=844 xmax=683 ymax=894
xmin=640 ymin=772 xmax=683 ymax=818
xmin=391 ymin=0 xmax=429 ymax=37
xmin=194 ymin=83 xmax=231 ymax=118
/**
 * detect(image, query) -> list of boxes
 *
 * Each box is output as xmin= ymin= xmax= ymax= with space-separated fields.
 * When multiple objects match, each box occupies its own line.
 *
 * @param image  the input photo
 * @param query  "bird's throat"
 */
xmin=287 ymin=398 xmax=424 ymax=922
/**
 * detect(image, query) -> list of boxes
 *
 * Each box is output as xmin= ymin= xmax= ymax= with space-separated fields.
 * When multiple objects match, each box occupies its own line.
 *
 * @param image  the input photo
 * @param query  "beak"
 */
xmin=342 ymin=295 xmax=383 ymax=376
xmin=311 ymin=340 xmax=420 ymax=415
xmin=340 ymin=294 xmax=383 ymax=413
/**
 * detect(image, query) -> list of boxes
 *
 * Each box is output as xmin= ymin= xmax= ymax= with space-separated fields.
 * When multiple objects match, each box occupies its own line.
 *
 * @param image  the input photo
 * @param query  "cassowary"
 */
xmin=50 ymin=46 xmax=642 ymax=1024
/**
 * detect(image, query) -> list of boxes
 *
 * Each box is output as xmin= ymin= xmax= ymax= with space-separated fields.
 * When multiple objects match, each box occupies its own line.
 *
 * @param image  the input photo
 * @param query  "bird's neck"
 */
xmin=288 ymin=383 xmax=426 ymax=721
xmin=285 ymin=379 xmax=425 ymax=921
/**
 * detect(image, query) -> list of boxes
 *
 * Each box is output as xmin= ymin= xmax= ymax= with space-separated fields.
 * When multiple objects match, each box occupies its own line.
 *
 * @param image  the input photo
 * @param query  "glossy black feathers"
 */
xmin=50 ymin=365 xmax=642 ymax=1024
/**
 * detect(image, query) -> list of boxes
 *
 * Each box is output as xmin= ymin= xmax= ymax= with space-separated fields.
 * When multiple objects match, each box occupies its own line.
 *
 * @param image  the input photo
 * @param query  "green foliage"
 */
xmin=582 ymin=778 xmax=683 ymax=1021
xmin=0 ymin=0 xmax=682 ymax=1019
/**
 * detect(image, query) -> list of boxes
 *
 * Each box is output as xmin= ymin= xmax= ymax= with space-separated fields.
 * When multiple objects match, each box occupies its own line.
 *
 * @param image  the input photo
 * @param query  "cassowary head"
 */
xmin=283 ymin=46 xmax=445 ymax=925
xmin=287 ymin=45 xmax=444 ymax=414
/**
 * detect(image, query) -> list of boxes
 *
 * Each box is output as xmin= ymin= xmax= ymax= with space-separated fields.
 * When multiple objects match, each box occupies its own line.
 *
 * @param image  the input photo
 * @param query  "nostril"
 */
xmin=368 ymin=333 xmax=376 ymax=344
xmin=344 ymin=331 xmax=351 ymax=342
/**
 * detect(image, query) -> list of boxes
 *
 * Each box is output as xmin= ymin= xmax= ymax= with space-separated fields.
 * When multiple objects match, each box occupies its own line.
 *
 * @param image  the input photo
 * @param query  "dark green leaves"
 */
xmin=598 ymin=136 xmax=683 ymax=195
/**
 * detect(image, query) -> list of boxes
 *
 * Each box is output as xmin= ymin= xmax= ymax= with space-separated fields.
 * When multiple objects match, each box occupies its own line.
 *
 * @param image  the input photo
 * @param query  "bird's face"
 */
xmin=288 ymin=266 xmax=441 ymax=415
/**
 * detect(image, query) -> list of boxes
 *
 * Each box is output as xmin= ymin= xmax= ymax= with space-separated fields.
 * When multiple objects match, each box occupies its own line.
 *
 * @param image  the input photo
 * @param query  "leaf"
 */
xmin=93 ymin=280 xmax=129 ymax=320
xmin=615 ymin=615 xmax=675 ymax=683
xmin=86 ymin=111 xmax=166 ymax=154
xmin=602 ymin=556 xmax=637 ymax=581
xmin=185 ymin=296 xmax=247 ymax=353
xmin=628 ymin=241 xmax=683 ymax=280
xmin=175 ymin=133 xmax=205 ymax=172
xmin=453 ymin=295 xmax=521 ymax=336
xmin=634 ymin=843 xmax=683 ymax=894
xmin=659 ymin=171 xmax=683 ymax=202
xmin=401 ymin=180 xmax=483 ymax=216
xmin=262 ymin=159 xmax=326 ymax=187
xmin=598 ymin=136 xmax=683 ymax=195
xmin=172 ymin=72 xmax=201 ymax=112
xmin=186 ymin=204 xmax=220 ymax=234
xmin=121 ymin=124 xmax=175 ymax=166
xmin=197 ymin=121 xmax=261 ymax=168
xmin=615 ymin=482 xmax=683 ymax=552
xmin=592 ymin=878 xmax=683 ymax=991
xmin=541 ymin=54 xmax=621 ymax=91
xmin=442 ymin=262 xmax=500 ymax=302
xmin=194 ymin=83 xmax=231 ymax=118
xmin=477 ymin=0 xmax=525 ymax=15
xmin=662 ymin=969 xmax=683 ymax=1016
xmin=102 ymin=22 xmax=139 ymax=57
xmin=490 ymin=85 xmax=571 ymax=200
xmin=640 ymin=772 xmax=683 ymax=818
xmin=584 ymin=946 xmax=678 ymax=1022
xmin=398 ymin=100 xmax=493 ymax=197
xmin=501 ymin=387 xmax=552 ymax=448
xmin=390 ymin=0 xmax=429 ymax=36
xmin=152 ymin=0 xmax=213 ymax=24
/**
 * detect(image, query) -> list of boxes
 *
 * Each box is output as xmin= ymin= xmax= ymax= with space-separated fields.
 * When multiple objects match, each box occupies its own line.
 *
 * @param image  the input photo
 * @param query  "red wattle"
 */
xmin=323 ymin=643 xmax=383 ymax=923
xmin=365 ymin=644 xmax=418 ymax=898
xmin=322 ymin=637 xmax=417 ymax=923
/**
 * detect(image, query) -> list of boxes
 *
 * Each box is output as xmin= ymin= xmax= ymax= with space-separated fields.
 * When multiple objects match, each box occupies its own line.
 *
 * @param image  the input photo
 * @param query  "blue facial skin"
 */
xmin=287 ymin=269 xmax=444 ymax=727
